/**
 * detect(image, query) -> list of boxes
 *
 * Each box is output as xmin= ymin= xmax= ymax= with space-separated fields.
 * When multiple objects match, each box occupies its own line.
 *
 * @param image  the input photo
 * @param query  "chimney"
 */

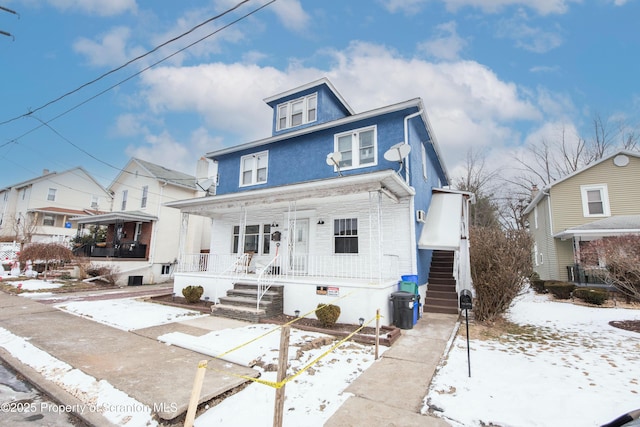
xmin=42 ymin=169 xmax=49 ymax=175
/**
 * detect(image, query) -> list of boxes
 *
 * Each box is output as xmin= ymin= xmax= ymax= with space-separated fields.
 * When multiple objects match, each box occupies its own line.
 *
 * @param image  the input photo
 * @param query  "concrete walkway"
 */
xmin=325 ymin=312 xmax=458 ymax=427
xmin=0 ymin=288 xmax=256 ymax=426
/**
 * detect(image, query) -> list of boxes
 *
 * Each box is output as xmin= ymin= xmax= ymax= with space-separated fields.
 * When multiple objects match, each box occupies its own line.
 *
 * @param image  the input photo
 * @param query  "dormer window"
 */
xmin=277 ymin=94 xmax=317 ymax=131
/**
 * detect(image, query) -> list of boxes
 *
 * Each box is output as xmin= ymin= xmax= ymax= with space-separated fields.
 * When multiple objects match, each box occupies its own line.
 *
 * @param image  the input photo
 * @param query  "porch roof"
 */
xmin=418 ymin=192 xmax=464 ymax=250
xmin=554 ymin=215 xmax=640 ymax=239
xmin=70 ymin=210 xmax=158 ymax=225
xmin=165 ymin=170 xmax=415 ymax=216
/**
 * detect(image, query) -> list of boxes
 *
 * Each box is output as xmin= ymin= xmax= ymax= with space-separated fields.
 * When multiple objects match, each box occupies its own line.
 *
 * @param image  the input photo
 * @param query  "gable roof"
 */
xmin=110 ymin=158 xmax=197 ymax=191
xmin=263 ymin=77 xmax=355 ymax=115
xmin=1 ymin=166 xmax=109 ymax=195
xmin=523 ymin=150 xmax=640 ymax=215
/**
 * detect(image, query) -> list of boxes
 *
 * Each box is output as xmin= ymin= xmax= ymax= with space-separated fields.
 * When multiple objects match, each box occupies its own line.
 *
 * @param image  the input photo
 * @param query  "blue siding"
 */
xmin=267 ymin=84 xmax=351 ymax=136
xmin=214 ymin=107 xmax=421 ymax=195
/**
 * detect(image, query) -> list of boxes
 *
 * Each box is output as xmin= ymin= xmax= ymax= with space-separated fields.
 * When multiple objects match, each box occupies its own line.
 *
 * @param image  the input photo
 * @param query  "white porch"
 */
xmin=168 ymin=171 xmax=417 ymax=326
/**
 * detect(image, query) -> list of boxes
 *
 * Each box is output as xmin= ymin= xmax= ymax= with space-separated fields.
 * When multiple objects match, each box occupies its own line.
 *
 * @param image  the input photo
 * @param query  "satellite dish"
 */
xmin=196 ymin=178 xmax=215 ymax=194
xmin=384 ymin=142 xmax=411 ymax=162
xmin=326 ymin=152 xmax=343 ymax=176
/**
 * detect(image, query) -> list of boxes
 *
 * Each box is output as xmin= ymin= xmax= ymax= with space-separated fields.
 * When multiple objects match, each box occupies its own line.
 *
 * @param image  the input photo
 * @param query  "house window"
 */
xmin=421 ymin=143 xmax=428 ymax=180
xmin=240 ymin=151 xmax=268 ymax=187
xmin=121 ymin=190 xmax=128 ymax=210
xmin=334 ymin=218 xmax=358 ymax=254
xmin=47 ymin=188 xmax=57 ymax=201
xmin=276 ymin=94 xmax=317 ymax=130
xmin=334 ymin=126 xmax=377 ymax=170
xmin=141 ymin=186 xmax=148 ymax=208
xmin=21 ymin=189 xmax=26 ymax=200
xmin=533 ymin=243 xmax=538 ymax=267
xmin=580 ymin=184 xmax=610 ymax=217
xmin=233 ymin=224 xmax=271 ymax=255
xmin=43 ymin=214 xmax=55 ymax=226
xmin=91 ymin=195 xmax=99 ymax=209
xmin=533 ymin=206 xmax=538 ymax=229
xmin=161 ymin=264 xmax=171 ymax=275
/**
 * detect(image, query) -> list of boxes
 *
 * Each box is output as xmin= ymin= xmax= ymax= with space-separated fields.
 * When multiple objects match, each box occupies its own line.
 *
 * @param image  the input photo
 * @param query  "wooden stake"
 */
xmin=273 ymin=325 xmax=291 ymax=427
xmin=184 ymin=360 xmax=208 ymax=427
xmin=375 ymin=309 xmax=380 ymax=360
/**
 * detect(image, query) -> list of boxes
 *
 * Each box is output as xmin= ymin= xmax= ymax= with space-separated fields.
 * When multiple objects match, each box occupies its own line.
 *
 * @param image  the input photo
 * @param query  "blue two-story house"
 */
xmin=167 ymin=78 xmax=472 ymax=326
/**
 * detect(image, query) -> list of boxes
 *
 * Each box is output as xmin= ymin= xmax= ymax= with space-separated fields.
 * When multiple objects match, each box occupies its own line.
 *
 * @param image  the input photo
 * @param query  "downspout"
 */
xmin=404 ymin=110 xmax=422 ymax=275
xmin=148 ymin=181 xmax=167 ymax=281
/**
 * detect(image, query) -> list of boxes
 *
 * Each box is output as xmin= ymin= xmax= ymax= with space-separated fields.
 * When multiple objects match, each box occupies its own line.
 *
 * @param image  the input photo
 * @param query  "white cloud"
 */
xmin=417 ymin=21 xmax=468 ymax=61
xmin=131 ymin=41 xmax=550 ymax=180
xmin=125 ymin=130 xmax=194 ymax=176
xmin=73 ymin=26 xmax=146 ymax=67
xmin=47 ymin=0 xmax=137 ymax=16
xmin=496 ymin=9 xmax=564 ymax=53
xmin=270 ymin=0 xmax=310 ymax=32
xmin=381 ymin=0 xmax=581 ymax=15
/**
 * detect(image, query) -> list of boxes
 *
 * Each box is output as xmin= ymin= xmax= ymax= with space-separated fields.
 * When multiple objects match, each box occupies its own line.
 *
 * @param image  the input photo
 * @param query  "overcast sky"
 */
xmin=1 ymin=0 xmax=638 ymax=190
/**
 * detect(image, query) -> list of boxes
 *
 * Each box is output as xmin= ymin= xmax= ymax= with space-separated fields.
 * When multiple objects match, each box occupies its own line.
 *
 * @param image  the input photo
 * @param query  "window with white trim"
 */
xmin=533 ymin=205 xmax=538 ymax=229
xmin=121 ymin=190 xmax=128 ymax=211
xmin=90 ymin=195 xmax=99 ymax=209
xmin=334 ymin=126 xmax=377 ymax=170
xmin=47 ymin=188 xmax=57 ymax=201
xmin=334 ymin=218 xmax=358 ymax=254
xmin=276 ymin=94 xmax=317 ymax=130
xmin=161 ymin=264 xmax=171 ymax=275
xmin=580 ymin=184 xmax=610 ymax=217
xmin=240 ymin=151 xmax=268 ymax=187
xmin=233 ymin=224 xmax=271 ymax=255
xmin=43 ymin=214 xmax=55 ymax=226
xmin=141 ymin=186 xmax=148 ymax=208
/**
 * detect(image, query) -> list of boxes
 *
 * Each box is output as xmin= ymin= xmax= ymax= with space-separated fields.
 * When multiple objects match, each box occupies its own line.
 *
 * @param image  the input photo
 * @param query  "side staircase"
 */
xmin=211 ymin=281 xmax=284 ymax=323
xmin=424 ymin=250 xmax=459 ymax=315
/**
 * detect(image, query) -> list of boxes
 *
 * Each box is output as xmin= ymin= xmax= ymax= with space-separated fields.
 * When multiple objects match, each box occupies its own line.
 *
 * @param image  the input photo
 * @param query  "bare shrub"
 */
xmin=18 ymin=243 xmax=74 ymax=280
xmin=581 ymin=235 xmax=640 ymax=302
xmin=86 ymin=264 xmax=120 ymax=286
xmin=470 ymin=226 xmax=533 ymax=322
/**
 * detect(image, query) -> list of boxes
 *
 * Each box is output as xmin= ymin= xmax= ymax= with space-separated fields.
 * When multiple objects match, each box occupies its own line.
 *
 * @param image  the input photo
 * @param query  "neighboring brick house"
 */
xmin=0 ymin=167 xmax=111 ymax=244
xmin=166 ymin=78 xmax=472 ymax=325
xmin=524 ymin=150 xmax=640 ymax=283
xmin=71 ymin=158 xmax=211 ymax=285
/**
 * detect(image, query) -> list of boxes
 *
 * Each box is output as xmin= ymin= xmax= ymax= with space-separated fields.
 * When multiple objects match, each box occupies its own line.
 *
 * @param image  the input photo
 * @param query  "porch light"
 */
xmin=359 ymin=317 xmax=364 ymax=327
xmin=271 ymin=222 xmax=279 ymax=228
xmin=317 ymin=219 xmax=325 ymax=225
xmin=295 ymin=310 xmax=300 ymax=317
xmin=204 ymin=296 xmax=210 ymax=305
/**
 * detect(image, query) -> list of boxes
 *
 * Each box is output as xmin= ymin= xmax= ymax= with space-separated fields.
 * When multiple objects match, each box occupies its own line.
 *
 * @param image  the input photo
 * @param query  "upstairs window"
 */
xmin=90 ymin=195 xmax=99 ymax=209
xmin=240 ymin=151 xmax=268 ymax=187
xmin=121 ymin=190 xmax=128 ymax=211
xmin=580 ymin=184 xmax=610 ymax=217
xmin=421 ymin=143 xmax=428 ymax=180
xmin=276 ymin=94 xmax=317 ymax=131
xmin=47 ymin=188 xmax=57 ymax=201
xmin=334 ymin=126 xmax=377 ymax=170
xmin=334 ymin=218 xmax=358 ymax=254
xmin=141 ymin=186 xmax=148 ymax=208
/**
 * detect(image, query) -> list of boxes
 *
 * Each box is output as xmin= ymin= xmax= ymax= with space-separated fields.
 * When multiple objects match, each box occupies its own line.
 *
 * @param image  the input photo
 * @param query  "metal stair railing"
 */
xmin=256 ymin=255 xmax=279 ymax=312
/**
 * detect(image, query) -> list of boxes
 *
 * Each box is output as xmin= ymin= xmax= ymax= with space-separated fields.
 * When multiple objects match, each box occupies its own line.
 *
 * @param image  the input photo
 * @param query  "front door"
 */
xmin=290 ymin=218 xmax=309 ymax=274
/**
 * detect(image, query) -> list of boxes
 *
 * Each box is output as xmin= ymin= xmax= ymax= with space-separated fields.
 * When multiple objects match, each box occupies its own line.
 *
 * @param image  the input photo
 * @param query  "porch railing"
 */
xmin=177 ymin=253 xmax=400 ymax=281
xmin=256 ymin=255 xmax=280 ymax=310
xmin=566 ymin=264 xmax=606 ymax=285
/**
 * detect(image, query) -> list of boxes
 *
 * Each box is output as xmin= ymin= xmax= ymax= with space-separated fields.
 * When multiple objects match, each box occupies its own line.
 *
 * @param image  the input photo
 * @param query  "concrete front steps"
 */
xmin=211 ymin=282 xmax=284 ymax=323
xmin=424 ymin=250 xmax=459 ymax=315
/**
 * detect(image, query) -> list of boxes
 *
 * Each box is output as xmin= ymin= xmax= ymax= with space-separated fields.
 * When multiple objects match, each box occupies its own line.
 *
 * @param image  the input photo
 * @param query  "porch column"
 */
xmin=369 ymin=191 xmax=383 ymax=282
xmin=177 ymin=212 xmax=189 ymax=264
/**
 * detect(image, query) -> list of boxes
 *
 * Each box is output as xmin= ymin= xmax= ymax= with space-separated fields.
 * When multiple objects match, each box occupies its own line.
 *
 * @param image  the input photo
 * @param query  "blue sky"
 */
xmin=0 ymin=0 xmax=638 ymax=190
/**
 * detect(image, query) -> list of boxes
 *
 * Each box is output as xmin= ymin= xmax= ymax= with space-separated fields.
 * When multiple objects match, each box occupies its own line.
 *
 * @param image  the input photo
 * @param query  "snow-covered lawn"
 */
xmin=0 ymin=277 xmax=63 ymax=290
xmin=426 ymin=291 xmax=640 ymax=427
xmin=55 ymin=298 xmax=207 ymax=331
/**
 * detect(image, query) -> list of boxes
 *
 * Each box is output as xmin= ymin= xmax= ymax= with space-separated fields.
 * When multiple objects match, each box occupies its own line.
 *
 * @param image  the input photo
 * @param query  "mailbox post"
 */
xmin=459 ymin=289 xmax=473 ymax=377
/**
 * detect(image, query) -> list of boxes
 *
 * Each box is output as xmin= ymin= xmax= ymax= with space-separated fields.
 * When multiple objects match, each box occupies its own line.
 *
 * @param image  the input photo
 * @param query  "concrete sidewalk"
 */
xmin=0 ymin=290 xmax=256 ymax=426
xmin=325 ymin=312 xmax=458 ymax=427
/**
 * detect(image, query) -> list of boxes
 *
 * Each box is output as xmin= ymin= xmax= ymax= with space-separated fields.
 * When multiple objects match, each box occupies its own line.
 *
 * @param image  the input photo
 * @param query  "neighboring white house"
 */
xmin=0 ymin=167 xmax=111 ymax=244
xmin=71 ymin=158 xmax=211 ymax=286
xmin=166 ymin=78 xmax=472 ymax=326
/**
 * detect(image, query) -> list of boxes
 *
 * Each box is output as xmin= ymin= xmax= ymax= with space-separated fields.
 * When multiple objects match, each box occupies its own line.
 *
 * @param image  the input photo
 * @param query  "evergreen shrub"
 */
xmin=573 ymin=287 xmax=608 ymax=305
xmin=316 ymin=303 xmax=341 ymax=327
xmin=544 ymin=281 xmax=575 ymax=299
xmin=182 ymin=285 xmax=204 ymax=303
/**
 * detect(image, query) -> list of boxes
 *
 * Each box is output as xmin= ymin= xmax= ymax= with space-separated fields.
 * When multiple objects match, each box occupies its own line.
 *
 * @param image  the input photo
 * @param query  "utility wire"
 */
xmin=0 ymin=0 xmax=252 ymax=126
xmin=2 ymin=0 xmax=276 ymax=184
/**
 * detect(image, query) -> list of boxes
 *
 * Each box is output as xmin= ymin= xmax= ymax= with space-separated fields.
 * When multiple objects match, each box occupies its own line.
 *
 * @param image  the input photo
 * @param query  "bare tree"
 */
xmin=454 ymin=148 xmax=501 ymax=228
xmin=10 ymin=213 xmax=37 ymax=244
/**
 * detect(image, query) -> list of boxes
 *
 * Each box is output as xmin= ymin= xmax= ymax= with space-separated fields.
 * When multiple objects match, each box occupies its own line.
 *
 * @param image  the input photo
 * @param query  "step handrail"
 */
xmin=256 ymin=255 xmax=279 ymax=311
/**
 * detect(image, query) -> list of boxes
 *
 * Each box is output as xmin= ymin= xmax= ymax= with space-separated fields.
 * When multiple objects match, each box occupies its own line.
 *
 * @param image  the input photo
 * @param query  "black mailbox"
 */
xmin=459 ymin=289 xmax=473 ymax=310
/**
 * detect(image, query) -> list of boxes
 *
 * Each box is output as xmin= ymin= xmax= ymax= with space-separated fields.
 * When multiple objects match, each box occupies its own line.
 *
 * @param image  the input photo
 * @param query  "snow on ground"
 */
xmin=0 ymin=327 xmax=158 ymax=427
xmin=159 ymin=324 xmax=384 ymax=426
xmin=0 ymin=278 xmax=63 ymax=290
xmin=426 ymin=290 xmax=640 ymax=427
xmin=55 ymin=298 xmax=207 ymax=331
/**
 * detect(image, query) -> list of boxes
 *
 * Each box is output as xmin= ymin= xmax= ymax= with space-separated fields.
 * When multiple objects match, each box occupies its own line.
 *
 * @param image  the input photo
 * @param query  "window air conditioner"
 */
xmin=416 ymin=210 xmax=426 ymax=223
